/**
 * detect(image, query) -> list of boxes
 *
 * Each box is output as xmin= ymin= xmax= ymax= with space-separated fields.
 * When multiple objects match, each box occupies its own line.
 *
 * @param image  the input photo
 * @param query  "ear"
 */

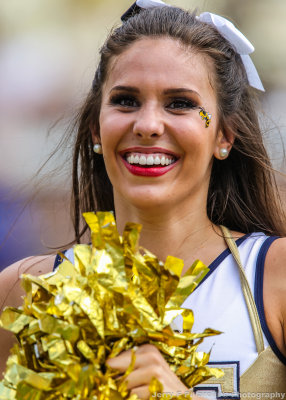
xmin=90 ymin=123 xmax=101 ymax=145
xmin=213 ymin=126 xmax=235 ymax=160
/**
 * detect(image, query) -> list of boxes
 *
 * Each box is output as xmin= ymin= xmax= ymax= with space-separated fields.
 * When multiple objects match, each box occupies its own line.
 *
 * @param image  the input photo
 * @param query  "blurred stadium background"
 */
xmin=1 ymin=0 xmax=286 ymax=269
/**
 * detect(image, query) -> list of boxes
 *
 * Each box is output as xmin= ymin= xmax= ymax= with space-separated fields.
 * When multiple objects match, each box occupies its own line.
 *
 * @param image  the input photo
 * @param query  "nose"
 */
xmin=132 ymin=104 xmax=164 ymax=139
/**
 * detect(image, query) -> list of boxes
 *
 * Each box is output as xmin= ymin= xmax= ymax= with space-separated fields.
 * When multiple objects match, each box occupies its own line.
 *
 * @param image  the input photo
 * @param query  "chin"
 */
xmin=123 ymin=190 xmax=174 ymax=212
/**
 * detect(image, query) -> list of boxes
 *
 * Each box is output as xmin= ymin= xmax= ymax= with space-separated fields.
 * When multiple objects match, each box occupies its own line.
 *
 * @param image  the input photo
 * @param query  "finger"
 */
xmin=124 ymin=352 xmax=188 ymax=394
xmin=130 ymin=385 xmax=150 ymax=400
xmin=107 ymin=344 xmax=168 ymax=380
xmin=123 ymin=361 xmax=179 ymax=393
xmin=106 ymin=348 xmax=138 ymax=372
xmin=123 ymin=366 xmax=153 ymax=389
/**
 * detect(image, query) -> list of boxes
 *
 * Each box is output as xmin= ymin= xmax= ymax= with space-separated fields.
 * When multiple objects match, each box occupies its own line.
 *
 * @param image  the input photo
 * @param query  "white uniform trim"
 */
xmin=171 ymin=232 xmax=271 ymax=375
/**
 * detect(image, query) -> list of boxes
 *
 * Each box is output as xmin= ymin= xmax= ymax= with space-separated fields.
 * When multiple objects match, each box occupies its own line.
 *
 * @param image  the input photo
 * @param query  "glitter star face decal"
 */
xmin=199 ymin=107 xmax=212 ymax=128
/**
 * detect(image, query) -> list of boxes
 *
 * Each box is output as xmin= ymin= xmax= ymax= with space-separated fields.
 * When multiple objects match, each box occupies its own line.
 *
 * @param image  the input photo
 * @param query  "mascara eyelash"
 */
xmin=109 ymin=94 xmax=138 ymax=107
xmin=167 ymin=98 xmax=198 ymax=110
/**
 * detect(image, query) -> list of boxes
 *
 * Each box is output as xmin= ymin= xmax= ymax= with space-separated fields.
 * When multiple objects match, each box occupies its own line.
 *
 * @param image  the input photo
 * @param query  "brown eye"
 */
xmin=167 ymin=98 xmax=197 ymax=110
xmin=110 ymin=95 xmax=140 ymax=108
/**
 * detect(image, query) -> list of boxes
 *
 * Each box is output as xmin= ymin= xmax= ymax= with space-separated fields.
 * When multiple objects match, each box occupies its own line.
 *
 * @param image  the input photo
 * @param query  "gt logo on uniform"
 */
xmin=194 ymin=361 xmax=240 ymax=399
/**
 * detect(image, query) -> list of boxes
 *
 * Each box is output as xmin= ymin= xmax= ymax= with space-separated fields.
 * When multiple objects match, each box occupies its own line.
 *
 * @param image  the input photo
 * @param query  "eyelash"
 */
xmin=109 ymin=95 xmax=198 ymax=111
xmin=109 ymin=95 xmax=139 ymax=108
xmin=168 ymin=98 xmax=198 ymax=110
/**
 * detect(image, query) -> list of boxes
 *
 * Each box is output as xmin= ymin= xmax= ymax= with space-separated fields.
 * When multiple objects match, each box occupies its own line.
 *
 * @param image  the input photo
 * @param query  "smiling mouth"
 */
xmin=124 ymin=152 xmax=177 ymax=168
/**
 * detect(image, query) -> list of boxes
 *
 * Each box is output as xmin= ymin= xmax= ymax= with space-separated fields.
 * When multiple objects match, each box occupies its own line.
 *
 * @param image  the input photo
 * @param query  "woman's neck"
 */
xmin=114 ymin=201 xmax=226 ymax=273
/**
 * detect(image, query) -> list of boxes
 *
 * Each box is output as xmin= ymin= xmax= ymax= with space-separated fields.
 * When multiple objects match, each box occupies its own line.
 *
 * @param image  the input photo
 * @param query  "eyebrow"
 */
xmin=163 ymin=88 xmax=201 ymax=98
xmin=110 ymin=85 xmax=201 ymax=98
xmin=110 ymin=85 xmax=139 ymax=94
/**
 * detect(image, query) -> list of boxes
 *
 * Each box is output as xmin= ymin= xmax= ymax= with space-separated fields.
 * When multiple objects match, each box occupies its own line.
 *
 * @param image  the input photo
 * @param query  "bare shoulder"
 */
xmin=263 ymin=237 xmax=286 ymax=355
xmin=0 ymin=255 xmax=55 ymax=312
xmin=264 ymin=237 xmax=286 ymax=286
xmin=0 ymin=255 xmax=55 ymax=375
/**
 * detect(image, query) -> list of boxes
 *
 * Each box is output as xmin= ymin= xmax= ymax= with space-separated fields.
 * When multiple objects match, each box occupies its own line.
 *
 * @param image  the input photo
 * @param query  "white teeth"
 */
xmin=126 ymin=153 xmax=175 ymax=166
xmin=147 ymin=156 xmax=154 ymax=165
xmin=139 ymin=155 xmax=147 ymax=165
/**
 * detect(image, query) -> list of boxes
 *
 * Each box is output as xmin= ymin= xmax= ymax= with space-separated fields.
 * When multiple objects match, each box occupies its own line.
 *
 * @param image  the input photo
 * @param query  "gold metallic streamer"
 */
xmin=0 ymin=211 xmax=223 ymax=399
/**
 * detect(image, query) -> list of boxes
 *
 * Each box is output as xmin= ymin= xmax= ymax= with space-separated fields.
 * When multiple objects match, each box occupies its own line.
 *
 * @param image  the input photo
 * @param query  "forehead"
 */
xmin=104 ymin=37 xmax=216 ymax=101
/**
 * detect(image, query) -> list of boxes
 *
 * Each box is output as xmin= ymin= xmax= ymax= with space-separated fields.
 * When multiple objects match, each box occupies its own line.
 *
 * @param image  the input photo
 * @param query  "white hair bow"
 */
xmin=121 ymin=0 xmax=169 ymax=22
xmin=197 ymin=12 xmax=264 ymax=91
xmin=122 ymin=1 xmax=264 ymax=92
xmin=136 ymin=0 xmax=170 ymax=8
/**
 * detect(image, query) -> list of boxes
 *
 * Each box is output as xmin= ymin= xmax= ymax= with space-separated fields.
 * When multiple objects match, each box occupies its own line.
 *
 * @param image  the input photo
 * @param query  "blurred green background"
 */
xmin=1 ymin=0 xmax=286 ymax=268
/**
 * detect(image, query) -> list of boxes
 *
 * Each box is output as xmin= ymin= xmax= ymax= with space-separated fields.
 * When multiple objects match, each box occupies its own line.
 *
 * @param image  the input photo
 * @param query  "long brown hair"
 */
xmin=70 ymin=6 xmax=286 ymax=242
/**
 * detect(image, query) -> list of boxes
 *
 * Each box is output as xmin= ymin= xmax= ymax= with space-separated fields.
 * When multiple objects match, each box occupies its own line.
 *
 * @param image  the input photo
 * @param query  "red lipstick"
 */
xmin=120 ymin=147 xmax=179 ymax=177
xmin=122 ymin=158 xmax=177 ymax=176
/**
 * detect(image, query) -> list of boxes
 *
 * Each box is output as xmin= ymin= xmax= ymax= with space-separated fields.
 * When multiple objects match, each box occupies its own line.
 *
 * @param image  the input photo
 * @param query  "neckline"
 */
xmin=194 ymin=232 xmax=252 ymax=292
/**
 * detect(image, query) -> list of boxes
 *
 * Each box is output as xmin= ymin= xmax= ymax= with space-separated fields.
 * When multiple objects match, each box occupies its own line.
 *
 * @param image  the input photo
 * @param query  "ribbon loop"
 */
xmin=197 ymin=12 xmax=254 ymax=55
xmin=197 ymin=12 xmax=264 ymax=91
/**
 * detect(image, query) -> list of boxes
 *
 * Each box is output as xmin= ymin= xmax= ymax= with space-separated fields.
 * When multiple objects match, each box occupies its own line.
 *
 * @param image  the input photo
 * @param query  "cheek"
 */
xmin=99 ymin=110 xmax=129 ymax=148
xmin=175 ymin=121 xmax=210 ymax=150
xmin=177 ymin=123 xmax=217 ymax=166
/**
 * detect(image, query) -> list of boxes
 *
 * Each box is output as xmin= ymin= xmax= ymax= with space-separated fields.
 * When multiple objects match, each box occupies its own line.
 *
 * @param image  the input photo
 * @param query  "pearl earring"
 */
xmin=219 ymin=148 xmax=228 ymax=158
xmin=93 ymin=144 xmax=102 ymax=154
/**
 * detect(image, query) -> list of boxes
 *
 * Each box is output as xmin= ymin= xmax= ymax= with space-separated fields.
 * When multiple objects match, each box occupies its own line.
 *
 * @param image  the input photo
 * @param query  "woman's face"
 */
xmin=97 ymin=37 xmax=226 ymax=213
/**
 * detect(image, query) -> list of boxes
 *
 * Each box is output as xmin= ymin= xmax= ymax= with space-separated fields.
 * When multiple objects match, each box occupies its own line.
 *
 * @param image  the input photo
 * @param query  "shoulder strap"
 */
xmin=220 ymin=226 xmax=265 ymax=354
